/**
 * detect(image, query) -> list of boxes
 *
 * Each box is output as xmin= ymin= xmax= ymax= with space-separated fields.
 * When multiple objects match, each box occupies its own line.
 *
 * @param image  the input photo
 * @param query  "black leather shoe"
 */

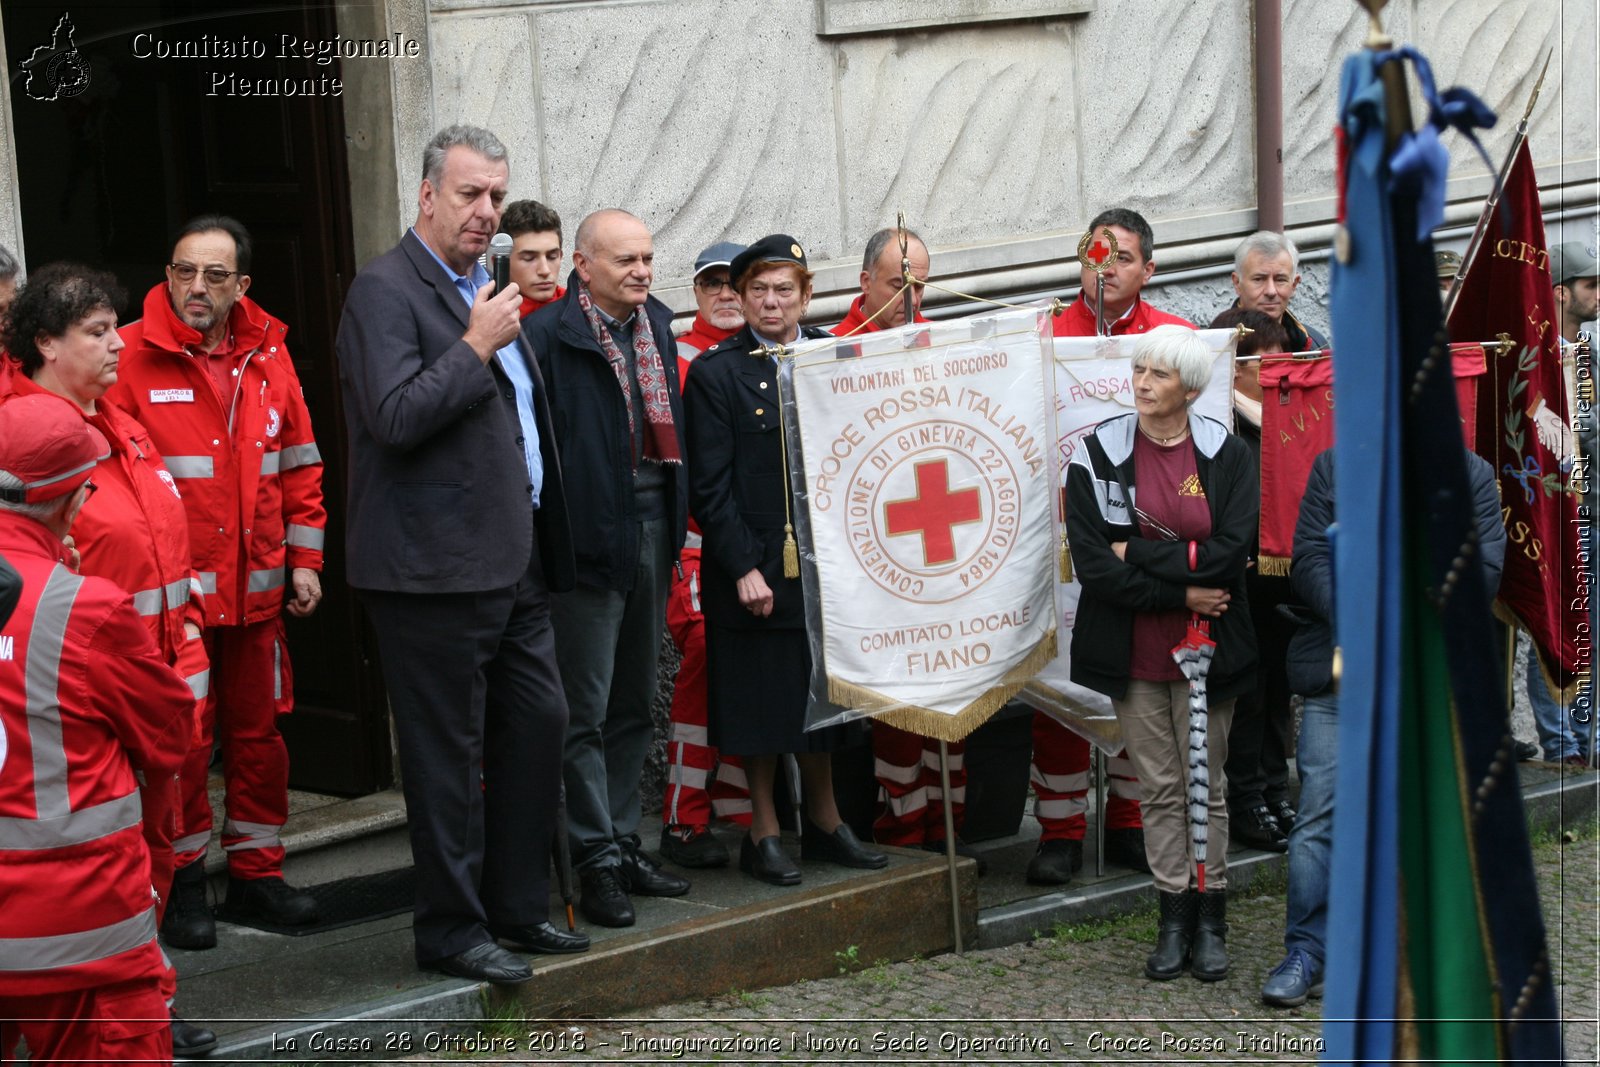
xmin=922 ymin=837 xmax=989 ymax=876
xmin=579 ymin=866 xmax=635 ymax=927
xmin=1232 ymin=805 xmax=1288 ymax=853
xmin=1513 ymin=739 xmax=1542 ymax=762
xmin=801 ymin=818 xmax=889 ymax=869
xmin=659 ymin=825 xmax=731 ymax=869
xmin=220 ymin=875 xmax=318 ymax=925
xmin=740 ymin=835 xmax=801 ymax=885
xmin=1104 ymin=827 xmax=1153 ymax=873
xmin=490 ymin=920 xmax=590 ymax=955
xmin=1266 ymin=797 xmax=1297 ymax=834
xmin=422 ymin=941 xmax=533 ymax=984
xmin=171 ymin=1011 xmax=218 ymax=1058
xmin=1025 ymin=838 xmax=1083 ymax=885
xmin=620 ymin=838 xmax=691 ymax=897
xmin=161 ymin=860 xmax=217 ymax=950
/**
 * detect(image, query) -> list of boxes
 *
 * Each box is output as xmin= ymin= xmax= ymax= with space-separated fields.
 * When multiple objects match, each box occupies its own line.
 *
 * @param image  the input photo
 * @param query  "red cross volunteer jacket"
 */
xmin=1052 ymin=294 xmax=1194 ymax=337
xmin=0 ymin=513 xmax=193 ymax=995
xmin=110 ymin=287 xmax=326 ymax=627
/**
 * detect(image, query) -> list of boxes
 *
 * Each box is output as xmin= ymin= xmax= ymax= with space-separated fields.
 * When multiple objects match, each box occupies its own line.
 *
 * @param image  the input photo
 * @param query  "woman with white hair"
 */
xmin=1064 ymin=323 xmax=1259 ymax=982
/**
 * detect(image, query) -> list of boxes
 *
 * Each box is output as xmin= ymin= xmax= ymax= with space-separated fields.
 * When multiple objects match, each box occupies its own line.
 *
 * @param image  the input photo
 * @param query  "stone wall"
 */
xmin=400 ymin=0 xmax=1596 ymax=324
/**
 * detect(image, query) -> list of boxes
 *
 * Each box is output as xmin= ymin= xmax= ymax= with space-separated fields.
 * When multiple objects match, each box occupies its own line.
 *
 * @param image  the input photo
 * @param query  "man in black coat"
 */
xmin=336 ymin=124 xmax=585 ymax=984
xmin=523 ymin=210 xmax=691 ymax=928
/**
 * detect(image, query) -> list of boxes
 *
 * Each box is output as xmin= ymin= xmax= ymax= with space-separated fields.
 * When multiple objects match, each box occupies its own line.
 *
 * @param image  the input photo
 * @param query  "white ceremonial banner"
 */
xmin=1022 ymin=329 xmax=1238 ymax=750
xmin=783 ymin=306 xmax=1059 ymax=742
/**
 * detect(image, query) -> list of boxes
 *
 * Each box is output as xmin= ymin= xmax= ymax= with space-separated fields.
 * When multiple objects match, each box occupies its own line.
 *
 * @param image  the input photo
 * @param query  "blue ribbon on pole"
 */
xmin=1377 ymin=46 xmax=1499 ymax=241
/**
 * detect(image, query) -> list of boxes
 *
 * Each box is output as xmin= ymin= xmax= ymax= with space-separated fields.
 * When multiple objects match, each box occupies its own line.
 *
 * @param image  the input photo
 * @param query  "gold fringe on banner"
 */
xmin=826 ymin=631 xmax=1058 ymax=743
xmin=1058 ymin=536 xmax=1073 ymax=582
xmin=1257 ymin=555 xmax=1292 ymax=577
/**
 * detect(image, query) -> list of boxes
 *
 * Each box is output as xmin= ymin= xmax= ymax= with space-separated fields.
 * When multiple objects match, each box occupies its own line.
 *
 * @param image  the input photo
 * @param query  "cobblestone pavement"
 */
xmin=426 ymin=822 xmax=1596 ymax=1065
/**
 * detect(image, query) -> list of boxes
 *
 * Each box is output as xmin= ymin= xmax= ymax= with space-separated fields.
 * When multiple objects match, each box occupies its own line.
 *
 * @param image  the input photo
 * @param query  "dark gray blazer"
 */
xmin=336 ymin=230 xmax=573 ymax=594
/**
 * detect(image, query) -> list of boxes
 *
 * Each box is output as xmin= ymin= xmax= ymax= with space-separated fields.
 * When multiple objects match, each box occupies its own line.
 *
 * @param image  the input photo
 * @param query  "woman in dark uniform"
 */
xmin=682 ymin=235 xmax=887 ymax=885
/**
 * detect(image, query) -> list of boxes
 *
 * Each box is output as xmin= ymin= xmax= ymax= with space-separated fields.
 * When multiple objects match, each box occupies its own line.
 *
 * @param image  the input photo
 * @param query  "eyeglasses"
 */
xmin=695 ymin=275 xmax=733 ymax=294
xmin=168 ymin=263 xmax=238 ymax=286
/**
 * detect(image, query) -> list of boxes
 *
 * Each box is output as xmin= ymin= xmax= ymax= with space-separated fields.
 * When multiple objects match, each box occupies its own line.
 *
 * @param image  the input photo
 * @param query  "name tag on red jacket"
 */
xmin=149 ymin=389 xmax=194 ymax=403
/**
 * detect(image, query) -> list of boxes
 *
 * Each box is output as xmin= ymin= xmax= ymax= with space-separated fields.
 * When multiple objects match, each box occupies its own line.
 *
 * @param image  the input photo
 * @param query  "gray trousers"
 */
xmin=553 ymin=517 xmax=671 ymax=870
xmin=1113 ymin=678 xmax=1235 ymax=894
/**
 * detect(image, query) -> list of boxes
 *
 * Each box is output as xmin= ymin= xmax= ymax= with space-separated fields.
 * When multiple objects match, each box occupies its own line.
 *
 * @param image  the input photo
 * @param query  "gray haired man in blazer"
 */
xmin=336 ymin=124 xmax=585 ymax=984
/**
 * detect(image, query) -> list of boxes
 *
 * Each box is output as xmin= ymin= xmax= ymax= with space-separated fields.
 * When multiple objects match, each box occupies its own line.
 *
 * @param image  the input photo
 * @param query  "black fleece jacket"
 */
xmin=1064 ymin=411 xmax=1260 ymax=703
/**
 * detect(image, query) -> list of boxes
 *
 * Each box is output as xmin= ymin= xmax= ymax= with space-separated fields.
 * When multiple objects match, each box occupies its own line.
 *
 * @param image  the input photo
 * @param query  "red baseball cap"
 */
xmin=0 ymin=394 xmax=110 ymax=504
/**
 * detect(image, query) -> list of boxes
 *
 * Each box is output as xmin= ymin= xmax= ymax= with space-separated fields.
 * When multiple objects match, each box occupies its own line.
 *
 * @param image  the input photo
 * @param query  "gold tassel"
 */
xmin=1256 ymin=554 xmax=1292 ymax=577
xmin=1059 ymin=534 xmax=1073 ymax=583
xmin=827 ymin=631 xmax=1059 ymax=742
xmin=782 ymin=524 xmax=799 ymax=578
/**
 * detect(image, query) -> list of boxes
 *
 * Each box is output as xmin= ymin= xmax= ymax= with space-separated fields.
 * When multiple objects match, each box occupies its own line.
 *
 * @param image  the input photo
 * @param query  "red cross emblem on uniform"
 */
xmin=883 ymin=459 xmax=982 ymax=566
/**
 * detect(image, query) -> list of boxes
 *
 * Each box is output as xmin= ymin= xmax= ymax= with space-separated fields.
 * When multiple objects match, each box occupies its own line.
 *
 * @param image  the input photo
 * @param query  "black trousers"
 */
xmin=1226 ymin=570 xmax=1295 ymax=809
xmin=360 ymin=538 xmax=568 ymax=964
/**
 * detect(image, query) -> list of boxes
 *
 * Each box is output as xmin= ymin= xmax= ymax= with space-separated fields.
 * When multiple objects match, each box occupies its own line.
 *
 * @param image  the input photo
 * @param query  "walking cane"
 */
xmin=553 ymin=780 xmax=577 ymax=931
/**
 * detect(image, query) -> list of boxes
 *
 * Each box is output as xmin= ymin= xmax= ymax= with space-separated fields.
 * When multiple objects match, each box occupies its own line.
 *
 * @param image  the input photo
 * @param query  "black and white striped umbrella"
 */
xmin=1170 ymin=613 xmax=1216 ymax=892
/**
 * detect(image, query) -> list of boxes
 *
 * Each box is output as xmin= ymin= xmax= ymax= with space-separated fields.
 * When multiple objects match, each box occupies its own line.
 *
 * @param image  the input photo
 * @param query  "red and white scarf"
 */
xmin=576 ymin=283 xmax=681 ymax=469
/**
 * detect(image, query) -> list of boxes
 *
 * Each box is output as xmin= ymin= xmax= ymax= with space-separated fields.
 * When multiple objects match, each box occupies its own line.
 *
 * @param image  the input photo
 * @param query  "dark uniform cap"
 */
xmin=694 ymin=241 xmax=747 ymax=279
xmin=1435 ymin=249 xmax=1462 ymax=278
xmin=729 ymin=234 xmax=808 ymax=288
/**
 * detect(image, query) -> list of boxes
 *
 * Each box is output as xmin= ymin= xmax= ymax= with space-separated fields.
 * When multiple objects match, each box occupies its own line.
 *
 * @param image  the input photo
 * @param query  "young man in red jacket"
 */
xmin=1031 ymin=207 xmax=1185 ymax=885
xmin=504 ymin=199 xmax=567 ymax=318
xmin=0 ymin=395 xmax=194 ymax=1066
xmin=110 ymin=215 xmax=326 ymax=948
xmin=832 ymin=227 xmax=931 ymax=336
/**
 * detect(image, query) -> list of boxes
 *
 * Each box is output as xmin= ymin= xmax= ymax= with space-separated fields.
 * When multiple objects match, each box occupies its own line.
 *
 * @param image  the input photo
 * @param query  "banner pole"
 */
xmin=1442 ymin=50 xmax=1551 ymax=323
xmin=937 ymin=740 xmax=965 ymax=955
xmin=898 ymin=211 xmax=915 ymax=327
xmin=1504 ymin=622 xmax=1517 ymax=711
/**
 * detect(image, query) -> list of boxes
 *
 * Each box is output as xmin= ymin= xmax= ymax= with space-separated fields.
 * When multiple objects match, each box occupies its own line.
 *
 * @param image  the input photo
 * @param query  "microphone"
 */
xmin=489 ymin=232 xmax=513 ymax=297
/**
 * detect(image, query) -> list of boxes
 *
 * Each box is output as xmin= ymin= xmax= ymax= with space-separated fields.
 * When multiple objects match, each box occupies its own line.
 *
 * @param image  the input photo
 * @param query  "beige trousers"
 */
xmin=1113 ymin=678 xmax=1235 ymax=894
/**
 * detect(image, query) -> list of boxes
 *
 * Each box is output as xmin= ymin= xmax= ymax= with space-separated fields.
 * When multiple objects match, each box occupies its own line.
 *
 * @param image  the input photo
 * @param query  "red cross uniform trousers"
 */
xmin=661 ymin=352 xmax=749 ymax=832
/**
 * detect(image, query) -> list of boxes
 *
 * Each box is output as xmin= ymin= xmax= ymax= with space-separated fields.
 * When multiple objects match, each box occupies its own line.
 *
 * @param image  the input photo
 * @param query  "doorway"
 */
xmin=4 ymin=0 xmax=391 ymax=794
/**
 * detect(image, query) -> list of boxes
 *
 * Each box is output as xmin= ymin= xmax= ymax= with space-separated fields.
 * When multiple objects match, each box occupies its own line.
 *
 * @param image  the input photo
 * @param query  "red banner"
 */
xmin=1258 ymin=355 xmax=1335 ymax=572
xmin=1450 ymin=141 xmax=1582 ymax=691
xmin=1453 ymin=345 xmax=1487 ymax=450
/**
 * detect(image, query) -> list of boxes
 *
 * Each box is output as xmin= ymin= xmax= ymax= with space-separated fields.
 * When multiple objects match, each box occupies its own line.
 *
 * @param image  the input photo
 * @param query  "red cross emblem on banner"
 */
xmin=883 ymin=459 xmax=983 ymax=566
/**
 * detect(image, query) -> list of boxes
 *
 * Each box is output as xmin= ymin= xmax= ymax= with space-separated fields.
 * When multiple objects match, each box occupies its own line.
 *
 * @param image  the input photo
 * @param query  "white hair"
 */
xmin=1233 ymin=230 xmax=1300 ymax=275
xmin=1133 ymin=324 xmax=1215 ymax=395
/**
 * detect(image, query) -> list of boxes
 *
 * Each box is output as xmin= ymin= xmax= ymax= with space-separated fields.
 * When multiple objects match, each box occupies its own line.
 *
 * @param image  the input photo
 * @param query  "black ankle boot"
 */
xmin=1144 ymin=890 xmax=1197 ymax=980
xmin=1191 ymin=889 xmax=1229 ymax=981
